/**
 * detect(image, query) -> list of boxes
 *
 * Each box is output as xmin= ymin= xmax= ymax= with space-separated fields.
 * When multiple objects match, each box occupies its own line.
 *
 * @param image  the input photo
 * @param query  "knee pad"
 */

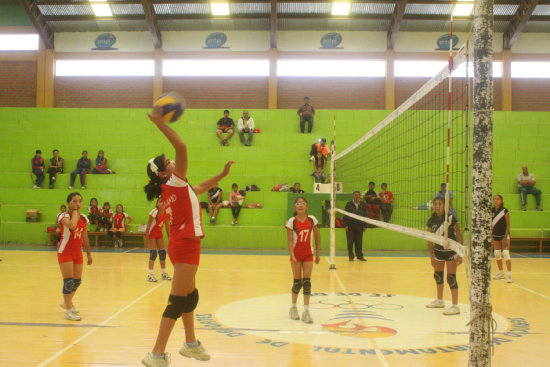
xmin=447 ymin=274 xmax=458 ymax=289
xmin=494 ymin=250 xmax=502 ymax=260
xmin=302 ymin=278 xmax=311 ymax=295
xmin=63 ymin=278 xmax=74 ymax=294
xmin=292 ymin=279 xmax=303 ymax=294
xmin=434 ymin=271 xmax=444 ymax=285
xmin=158 ymin=249 xmax=167 ymax=261
xmin=183 ymin=288 xmax=199 ymax=313
xmin=162 ymin=294 xmax=187 ymax=320
xmin=502 ymin=250 xmax=511 ymax=261
xmin=72 ymin=278 xmax=81 ymax=292
xmin=149 ymin=249 xmax=158 ymax=261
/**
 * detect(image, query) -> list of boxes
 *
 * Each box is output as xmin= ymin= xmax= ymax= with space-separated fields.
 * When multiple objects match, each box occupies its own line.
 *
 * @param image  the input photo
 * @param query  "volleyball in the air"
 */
xmin=153 ymin=92 xmax=185 ymax=123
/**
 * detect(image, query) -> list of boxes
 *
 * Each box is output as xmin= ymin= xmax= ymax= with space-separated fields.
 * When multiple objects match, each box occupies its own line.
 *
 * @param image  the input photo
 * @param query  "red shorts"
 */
xmin=57 ymin=249 xmax=83 ymax=264
xmin=168 ymin=238 xmax=201 ymax=265
xmin=290 ymin=251 xmax=313 ymax=263
xmin=148 ymin=232 xmax=163 ymax=240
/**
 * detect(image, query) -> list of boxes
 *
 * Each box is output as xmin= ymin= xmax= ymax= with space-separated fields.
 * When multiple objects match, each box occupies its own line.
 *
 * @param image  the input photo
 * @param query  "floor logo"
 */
xmin=212 ymin=292 xmax=518 ymax=353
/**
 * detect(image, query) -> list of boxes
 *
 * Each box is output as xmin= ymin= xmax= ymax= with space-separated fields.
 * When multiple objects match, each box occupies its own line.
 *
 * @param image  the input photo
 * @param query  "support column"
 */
xmin=153 ymin=48 xmax=163 ymax=100
xmin=44 ymin=49 xmax=55 ymax=107
xmin=385 ymin=49 xmax=395 ymax=110
xmin=501 ymin=49 xmax=512 ymax=111
xmin=36 ymin=40 xmax=45 ymax=107
xmin=268 ymin=48 xmax=278 ymax=109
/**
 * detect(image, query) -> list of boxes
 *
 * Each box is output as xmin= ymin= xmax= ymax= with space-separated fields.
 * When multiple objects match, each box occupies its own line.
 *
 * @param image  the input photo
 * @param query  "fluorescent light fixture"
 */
xmin=0 ymin=34 xmax=39 ymax=51
xmin=163 ymin=60 xmax=269 ymax=77
xmin=277 ymin=60 xmax=385 ymax=77
xmin=332 ymin=2 xmax=351 ymax=16
xmin=90 ymin=0 xmax=112 ymax=17
xmin=211 ymin=3 xmax=230 ymax=16
xmin=452 ymin=2 xmax=474 ymax=16
xmin=512 ymin=62 xmax=550 ymax=78
xmin=56 ymin=60 xmax=154 ymax=76
xmin=395 ymin=60 xmax=502 ymax=78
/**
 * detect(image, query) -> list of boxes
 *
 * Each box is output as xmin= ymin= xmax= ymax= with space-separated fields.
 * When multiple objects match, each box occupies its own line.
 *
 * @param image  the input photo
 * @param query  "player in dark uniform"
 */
xmin=492 ymin=194 xmax=512 ymax=283
xmin=425 ymin=197 xmax=463 ymax=315
xmin=285 ymin=197 xmax=321 ymax=324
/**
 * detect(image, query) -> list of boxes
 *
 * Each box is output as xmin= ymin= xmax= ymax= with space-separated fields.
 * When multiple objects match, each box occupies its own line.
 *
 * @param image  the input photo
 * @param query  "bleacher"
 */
xmin=1 ymin=107 xmax=549 ymax=251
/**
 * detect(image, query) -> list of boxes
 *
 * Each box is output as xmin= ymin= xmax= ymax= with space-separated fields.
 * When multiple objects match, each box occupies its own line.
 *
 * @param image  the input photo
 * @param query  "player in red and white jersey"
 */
xmin=109 ymin=204 xmax=133 ymax=248
xmin=57 ymin=192 xmax=93 ymax=322
xmin=285 ymin=196 xmax=320 ymax=325
xmin=141 ymin=105 xmax=235 ymax=367
xmin=145 ymin=199 xmax=172 ymax=282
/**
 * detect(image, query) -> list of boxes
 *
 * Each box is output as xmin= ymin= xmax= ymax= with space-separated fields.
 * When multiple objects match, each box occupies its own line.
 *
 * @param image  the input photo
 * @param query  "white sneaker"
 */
xmin=301 ymin=310 xmax=313 ymax=324
xmin=60 ymin=301 xmax=79 ymax=313
xmin=443 ymin=305 xmax=460 ymax=316
xmin=161 ymin=273 xmax=172 ymax=280
xmin=64 ymin=309 xmax=81 ymax=321
xmin=289 ymin=305 xmax=299 ymax=320
xmin=33 ymin=185 xmax=40 ymax=189
xmin=147 ymin=274 xmax=158 ymax=282
xmin=142 ymin=352 xmax=171 ymax=367
xmin=493 ymin=272 xmax=505 ymax=280
xmin=507 ymin=275 xmax=513 ymax=283
xmin=68 ymin=186 xmax=73 ymax=189
xmin=81 ymin=186 xmax=85 ymax=190
xmin=425 ymin=299 xmax=445 ymax=308
xmin=179 ymin=340 xmax=210 ymax=361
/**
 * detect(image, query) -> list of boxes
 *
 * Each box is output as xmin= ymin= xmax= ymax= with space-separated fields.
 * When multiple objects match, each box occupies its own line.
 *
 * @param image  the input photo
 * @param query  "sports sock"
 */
xmin=148 ymin=269 xmax=154 ymax=275
xmin=186 ymin=341 xmax=199 ymax=348
xmin=303 ymin=305 xmax=309 ymax=311
xmin=161 ymin=268 xmax=167 ymax=274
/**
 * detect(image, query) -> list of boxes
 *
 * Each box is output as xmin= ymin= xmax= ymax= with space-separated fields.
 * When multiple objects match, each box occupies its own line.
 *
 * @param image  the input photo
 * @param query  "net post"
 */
xmin=469 ymin=0 xmax=494 ymax=366
xmin=329 ymin=117 xmax=336 ymax=270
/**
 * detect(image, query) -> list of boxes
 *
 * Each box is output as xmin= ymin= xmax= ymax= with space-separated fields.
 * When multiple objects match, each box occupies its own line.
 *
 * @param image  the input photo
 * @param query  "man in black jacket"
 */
xmin=343 ymin=191 xmax=368 ymax=261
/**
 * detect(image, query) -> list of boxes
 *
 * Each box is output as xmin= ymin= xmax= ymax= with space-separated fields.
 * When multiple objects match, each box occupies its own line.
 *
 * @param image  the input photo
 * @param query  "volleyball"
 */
xmin=153 ymin=92 xmax=185 ymax=123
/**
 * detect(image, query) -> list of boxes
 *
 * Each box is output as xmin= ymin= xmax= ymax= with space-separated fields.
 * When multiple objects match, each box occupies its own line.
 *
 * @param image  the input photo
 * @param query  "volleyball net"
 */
xmin=329 ymin=43 xmax=471 ymax=266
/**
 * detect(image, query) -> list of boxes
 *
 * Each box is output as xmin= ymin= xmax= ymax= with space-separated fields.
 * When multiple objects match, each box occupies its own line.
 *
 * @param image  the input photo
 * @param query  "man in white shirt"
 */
xmin=237 ymin=110 xmax=255 ymax=146
xmin=518 ymin=165 xmax=543 ymax=211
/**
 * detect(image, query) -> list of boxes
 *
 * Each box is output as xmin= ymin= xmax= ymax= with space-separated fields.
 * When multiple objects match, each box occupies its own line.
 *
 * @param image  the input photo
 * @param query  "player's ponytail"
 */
xmin=144 ymin=155 xmax=166 ymax=201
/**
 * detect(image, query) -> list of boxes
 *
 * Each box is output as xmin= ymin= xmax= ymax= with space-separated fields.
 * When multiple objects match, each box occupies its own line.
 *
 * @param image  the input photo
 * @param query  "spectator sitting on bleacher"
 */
xmin=237 ymin=110 xmax=255 ymax=146
xmin=312 ymin=151 xmax=326 ymax=183
xmin=230 ymin=183 xmax=244 ymax=225
xmin=92 ymin=150 xmax=114 ymax=174
xmin=47 ymin=149 xmax=64 ymax=189
xmin=69 ymin=150 xmax=91 ymax=189
xmin=309 ymin=138 xmax=330 ymax=161
xmin=364 ymin=181 xmax=381 ymax=226
xmin=518 ymin=165 xmax=543 ymax=211
xmin=207 ymin=184 xmax=223 ymax=224
xmin=98 ymin=201 xmax=113 ymax=232
xmin=291 ymin=182 xmax=305 ymax=193
xmin=31 ymin=149 xmax=45 ymax=189
xmin=216 ymin=109 xmax=235 ymax=146
xmin=433 ymin=183 xmax=456 ymax=216
xmin=109 ymin=204 xmax=133 ymax=248
xmin=88 ymin=198 xmax=100 ymax=228
xmin=297 ymin=96 xmax=315 ymax=133
xmin=379 ymin=183 xmax=394 ymax=223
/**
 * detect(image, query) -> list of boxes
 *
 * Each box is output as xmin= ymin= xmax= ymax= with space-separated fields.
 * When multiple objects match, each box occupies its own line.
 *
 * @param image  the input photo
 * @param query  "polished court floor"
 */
xmin=0 ymin=247 xmax=549 ymax=367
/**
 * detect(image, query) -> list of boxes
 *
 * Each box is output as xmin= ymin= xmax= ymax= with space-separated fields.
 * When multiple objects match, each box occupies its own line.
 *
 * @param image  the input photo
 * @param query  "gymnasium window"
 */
xmin=0 ymin=34 xmax=39 ymax=51
xmin=55 ymin=60 xmax=155 ymax=76
xmin=277 ymin=60 xmax=385 ymax=77
xmin=395 ymin=60 xmax=502 ymax=78
xmin=512 ymin=62 xmax=550 ymax=78
xmin=163 ymin=59 xmax=269 ymax=76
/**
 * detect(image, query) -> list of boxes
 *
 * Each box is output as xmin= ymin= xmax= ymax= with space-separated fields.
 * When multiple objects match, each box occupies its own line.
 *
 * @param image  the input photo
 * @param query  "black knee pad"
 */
xmin=183 ymin=289 xmax=199 ymax=313
xmin=447 ymin=274 xmax=458 ymax=289
xmin=292 ymin=279 xmax=303 ymax=294
xmin=72 ymin=278 xmax=81 ymax=292
xmin=158 ymin=249 xmax=167 ymax=261
xmin=149 ymin=249 xmax=158 ymax=261
xmin=302 ymin=278 xmax=311 ymax=295
xmin=162 ymin=294 xmax=187 ymax=320
xmin=63 ymin=278 xmax=74 ymax=294
xmin=434 ymin=271 xmax=444 ymax=285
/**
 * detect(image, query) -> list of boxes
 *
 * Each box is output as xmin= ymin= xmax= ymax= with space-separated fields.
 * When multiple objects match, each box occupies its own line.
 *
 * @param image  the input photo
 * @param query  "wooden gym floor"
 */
xmin=0 ymin=246 xmax=549 ymax=367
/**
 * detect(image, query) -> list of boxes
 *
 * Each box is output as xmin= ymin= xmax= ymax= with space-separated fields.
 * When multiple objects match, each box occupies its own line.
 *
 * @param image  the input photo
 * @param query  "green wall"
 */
xmin=0 ymin=3 xmax=32 ymax=26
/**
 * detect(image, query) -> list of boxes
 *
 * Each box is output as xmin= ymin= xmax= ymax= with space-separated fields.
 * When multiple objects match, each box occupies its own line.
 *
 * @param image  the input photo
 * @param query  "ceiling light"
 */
xmin=90 ymin=0 xmax=112 ymax=17
xmin=452 ymin=2 xmax=474 ymax=17
xmin=332 ymin=2 xmax=351 ymax=16
xmin=211 ymin=3 xmax=230 ymax=16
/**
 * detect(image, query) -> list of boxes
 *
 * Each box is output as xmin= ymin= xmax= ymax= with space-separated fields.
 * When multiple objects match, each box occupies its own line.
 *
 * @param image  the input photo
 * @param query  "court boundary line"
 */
xmin=36 ymin=281 xmax=167 ymax=367
xmin=511 ymin=282 xmax=550 ymax=301
xmin=324 ymin=257 xmax=390 ymax=367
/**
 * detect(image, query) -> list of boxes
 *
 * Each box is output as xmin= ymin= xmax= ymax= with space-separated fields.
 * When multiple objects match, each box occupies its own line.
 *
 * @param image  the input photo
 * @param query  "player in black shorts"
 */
xmin=492 ymin=194 xmax=512 ymax=283
xmin=425 ymin=197 xmax=463 ymax=315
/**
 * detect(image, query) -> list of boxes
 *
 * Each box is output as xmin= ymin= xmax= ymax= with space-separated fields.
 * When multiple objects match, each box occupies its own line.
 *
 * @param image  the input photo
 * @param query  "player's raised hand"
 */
xmin=222 ymin=161 xmax=237 ymax=177
xmin=147 ymin=105 xmax=165 ymax=126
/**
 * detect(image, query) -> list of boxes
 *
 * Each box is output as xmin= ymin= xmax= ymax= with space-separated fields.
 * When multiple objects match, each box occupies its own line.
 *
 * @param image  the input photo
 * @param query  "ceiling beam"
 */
xmin=34 ymin=0 xmax=550 ymax=4
xmin=503 ymin=0 xmax=539 ymax=49
xmin=19 ymin=0 xmax=54 ymax=49
xmin=141 ymin=0 xmax=162 ymax=48
xmin=270 ymin=0 xmax=277 ymax=48
xmin=387 ymin=0 xmax=407 ymax=49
